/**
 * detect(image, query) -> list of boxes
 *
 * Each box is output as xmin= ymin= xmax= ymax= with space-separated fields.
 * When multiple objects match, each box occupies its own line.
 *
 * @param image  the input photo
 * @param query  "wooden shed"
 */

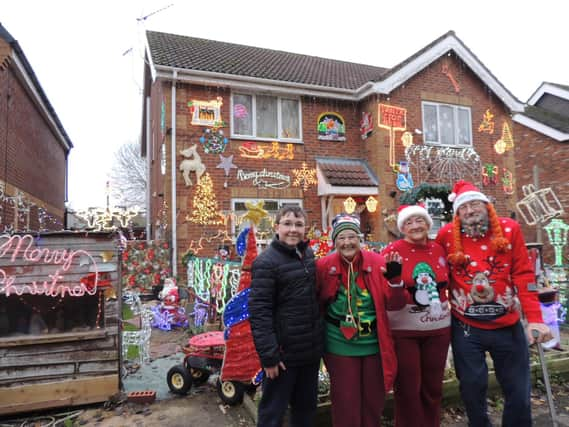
xmin=0 ymin=232 xmax=121 ymax=415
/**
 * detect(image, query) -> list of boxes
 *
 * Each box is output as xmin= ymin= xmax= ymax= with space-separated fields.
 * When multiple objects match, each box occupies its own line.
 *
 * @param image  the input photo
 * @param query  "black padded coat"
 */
xmin=249 ymin=238 xmax=324 ymax=368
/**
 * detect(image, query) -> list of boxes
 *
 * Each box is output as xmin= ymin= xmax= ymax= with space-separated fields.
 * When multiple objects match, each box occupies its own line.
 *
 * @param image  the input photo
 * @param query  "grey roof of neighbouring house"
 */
xmin=523 ymin=105 xmax=569 ymax=134
xmin=146 ymin=30 xmax=388 ymax=90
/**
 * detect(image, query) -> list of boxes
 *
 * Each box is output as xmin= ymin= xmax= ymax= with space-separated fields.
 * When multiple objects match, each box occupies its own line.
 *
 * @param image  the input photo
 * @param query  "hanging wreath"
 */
xmin=399 ymin=183 xmax=453 ymax=221
xmin=199 ymin=127 xmax=228 ymax=154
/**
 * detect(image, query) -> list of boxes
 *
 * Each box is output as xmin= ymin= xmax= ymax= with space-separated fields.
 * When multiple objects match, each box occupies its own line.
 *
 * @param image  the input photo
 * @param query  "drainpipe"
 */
xmin=171 ymin=71 xmax=178 ymax=277
xmin=145 ymin=96 xmax=151 ymax=240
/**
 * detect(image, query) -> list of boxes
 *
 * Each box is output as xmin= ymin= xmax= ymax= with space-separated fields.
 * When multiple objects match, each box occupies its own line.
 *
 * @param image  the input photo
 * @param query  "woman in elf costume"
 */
xmin=381 ymin=204 xmax=450 ymax=427
xmin=317 ymin=213 xmax=405 ymax=427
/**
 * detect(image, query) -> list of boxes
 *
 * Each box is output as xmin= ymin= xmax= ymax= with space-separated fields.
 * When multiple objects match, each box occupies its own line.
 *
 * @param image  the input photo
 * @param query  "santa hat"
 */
xmin=397 ymin=204 xmax=433 ymax=232
xmin=331 ymin=213 xmax=361 ymax=242
xmin=448 ymin=180 xmax=489 ymax=212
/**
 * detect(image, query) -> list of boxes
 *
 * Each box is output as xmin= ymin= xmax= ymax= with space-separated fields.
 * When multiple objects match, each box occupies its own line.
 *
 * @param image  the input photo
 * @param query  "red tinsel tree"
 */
xmin=221 ymin=228 xmax=262 ymax=382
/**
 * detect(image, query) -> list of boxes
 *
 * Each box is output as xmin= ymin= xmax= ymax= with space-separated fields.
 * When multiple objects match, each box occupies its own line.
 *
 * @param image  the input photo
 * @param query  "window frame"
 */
xmin=230 ymin=198 xmax=304 ymax=246
xmin=230 ymin=93 xmax=303 ymax=143
xmin=421 ymin=101 xmax=472 ymax=147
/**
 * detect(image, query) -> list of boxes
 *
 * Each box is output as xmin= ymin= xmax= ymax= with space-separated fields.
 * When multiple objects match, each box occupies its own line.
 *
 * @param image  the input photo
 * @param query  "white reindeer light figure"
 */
xmin=179 ymin=144 xmax=206 ymax=186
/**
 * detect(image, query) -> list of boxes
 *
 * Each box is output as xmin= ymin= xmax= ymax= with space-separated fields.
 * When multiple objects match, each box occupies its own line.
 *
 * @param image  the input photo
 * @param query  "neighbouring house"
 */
xmin=0 ymin=23 xmax=72 ymax=232
xmin=140 ymin=29 xmax=564 ymax=276
xmin=512 ymin=82 xmax=569 ymax=255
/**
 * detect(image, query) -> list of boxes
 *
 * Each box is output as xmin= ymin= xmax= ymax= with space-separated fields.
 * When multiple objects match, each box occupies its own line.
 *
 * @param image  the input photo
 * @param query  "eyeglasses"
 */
xmin=336 ymin=234 xmax=360 ymax=243
xmin=458 ymin=200 xmax=486 ymax=213
xmin=278 ymin=221 xmax=306 ymax=229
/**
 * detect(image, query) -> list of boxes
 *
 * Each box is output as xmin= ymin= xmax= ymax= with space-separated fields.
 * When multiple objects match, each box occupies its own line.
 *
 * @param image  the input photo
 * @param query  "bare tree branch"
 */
xmin=108 ymin=142 xmax=147 ymax=208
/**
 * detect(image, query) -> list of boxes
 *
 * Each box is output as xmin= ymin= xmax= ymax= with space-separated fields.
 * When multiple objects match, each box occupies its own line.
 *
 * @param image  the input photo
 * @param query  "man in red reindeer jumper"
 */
xmin=436 ymin=180 xmax=552 ymax=427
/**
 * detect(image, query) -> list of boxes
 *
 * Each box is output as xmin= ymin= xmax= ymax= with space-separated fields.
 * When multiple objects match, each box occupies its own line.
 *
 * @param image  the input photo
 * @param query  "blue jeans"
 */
xmin=451 ymin=317 xmax=531 ymax=427
xmin=257 ymin=362 xmax=320 ymax=427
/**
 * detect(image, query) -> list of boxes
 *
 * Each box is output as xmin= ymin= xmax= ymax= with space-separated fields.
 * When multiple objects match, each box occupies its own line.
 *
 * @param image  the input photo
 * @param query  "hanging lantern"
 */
xmin=544 ymin=219 xmax=569 ymax=267
xmin=365 ymin=196 xmax=378 ymax=212
xmin=343 ymin=197 xmax=356 ymax=214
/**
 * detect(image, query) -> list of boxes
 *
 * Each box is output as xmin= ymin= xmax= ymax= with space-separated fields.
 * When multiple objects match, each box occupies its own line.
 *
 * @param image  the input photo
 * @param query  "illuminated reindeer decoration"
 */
xmin=179 ymin=144 xmax=206 ymax=186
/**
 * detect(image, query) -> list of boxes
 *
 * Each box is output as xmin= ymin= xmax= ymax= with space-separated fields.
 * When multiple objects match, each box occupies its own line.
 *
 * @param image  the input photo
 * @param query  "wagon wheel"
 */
xmin=167 ymin=364 xmax=192 ymax=395
xmin=216 ymin=378 xmax=245 ymax=405
xmin=190 ymin=367 xmax=210 ymax=386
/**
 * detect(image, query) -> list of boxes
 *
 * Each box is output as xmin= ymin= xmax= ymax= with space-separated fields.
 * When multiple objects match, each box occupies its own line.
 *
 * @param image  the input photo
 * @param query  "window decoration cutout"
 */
xmin=233 ymin=103 xmax=249 ymax=119
xmin=441 ymin=63 xmax=461 ymax=93
xmin=199 ymin=127 xmax=228 ymax=154
xmin=516 ymin=184 xmax=564 ymax=226
xmin=238 ymin=141 xmax=294 ymax=160
xmin=494 ymin=122 xmax=514 ymax=154
xmin=478 ymin=109 xmax=495 ymax=134
xmin=405 ymin=145 xmax=481 ymax=187
xmin=179 ymin=144 xmax=206 ymax=186
xmin=501 ymin=168 xmax=515 ymax=195
xmin=378 ymin=104 xmax=407 ymax=167
xmin=360 ymin=112 xmax=373 ymax=140
xmin=482 ymin=164 xmax=498 ymax=186
xmin=396 ymin=160 xmax=414 ymax=192
xmin=401 ymin=131 xmax=414 ymax=148
xmin=237 ymin=169 xmax=291 ymax=189
xmin=317 ymin=112 xmax=346 ymax=141
xmin=292 ymin=162 xmax=317 ymax=191
xmin=188 ymin=97 xmax=223 ymax=127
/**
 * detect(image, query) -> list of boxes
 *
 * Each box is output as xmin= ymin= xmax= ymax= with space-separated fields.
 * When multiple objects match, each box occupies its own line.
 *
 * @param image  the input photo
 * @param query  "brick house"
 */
xmin=141 ymin=29 xmax=562 ymax=275
xmin=512 ymin=82 xmax=569 ymax=252
xmin=0 ymin=24 xmax=72 ymax=232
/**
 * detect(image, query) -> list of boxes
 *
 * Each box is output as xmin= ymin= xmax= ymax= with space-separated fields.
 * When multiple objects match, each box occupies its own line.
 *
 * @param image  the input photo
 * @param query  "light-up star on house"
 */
xmin=243 ymin=200 xmax=268 ymax=226
xmin=216 ymin=154 xmax=237 ymax=176
xmin=292 ymin=162 xmax=317 ymax=191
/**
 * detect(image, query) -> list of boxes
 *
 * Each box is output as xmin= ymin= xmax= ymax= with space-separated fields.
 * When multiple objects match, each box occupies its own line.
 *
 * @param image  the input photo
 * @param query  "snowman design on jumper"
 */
xmin=410 ymin=262 xmax=442 ymax=316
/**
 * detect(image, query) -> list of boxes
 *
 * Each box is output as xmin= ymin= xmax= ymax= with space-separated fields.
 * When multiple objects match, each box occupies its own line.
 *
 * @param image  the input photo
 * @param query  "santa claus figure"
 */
xmin=159 ymin=278 xmax=180 ymax=313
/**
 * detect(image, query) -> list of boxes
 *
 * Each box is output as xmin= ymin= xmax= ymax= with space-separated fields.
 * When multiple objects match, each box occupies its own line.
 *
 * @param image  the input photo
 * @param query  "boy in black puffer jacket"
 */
xmin=249 ymin=206 xmax=324 ymax=427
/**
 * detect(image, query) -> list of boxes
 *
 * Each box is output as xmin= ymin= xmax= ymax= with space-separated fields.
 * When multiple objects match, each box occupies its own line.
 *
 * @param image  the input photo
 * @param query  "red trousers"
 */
xmin=324 ymin=352 xmax=385 ymax=427
xmin=392 ymin=331 xmax=451 ymax=427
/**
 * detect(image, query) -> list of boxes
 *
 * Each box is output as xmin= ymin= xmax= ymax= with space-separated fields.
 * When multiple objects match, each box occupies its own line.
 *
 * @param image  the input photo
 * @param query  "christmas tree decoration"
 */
xmin=482 ymin=164 xmax=498 ymax=186
xmin=199 ymin=127 xmax=228 ymax=154
xmin=501 ymin=168 xmax=515 ymax=194
xmin=221 ymin=227 xmax=263 ymax=384
xmin=179 ymin=144 xmax=206 ymax=186
xmin=188 ymin=97 xmax=223 ymax=127
xmin=478 ymin=109 xmax=495 ymax=134
xmin=187 ymin=173 xmax=224 ymax=225
xmin=516 ymin=184 xmax=564 ymax=226
xmin=317 ymin=112 xmax=346 ymax=141
xmin=441 ymin=63 xmax=461 ymax=93
xmin=360 ymin=112 xmax=373 ymax=140
xmin=501 ymin=122 xmax=515 ymax=151
xmin=378 ymin=104 xmax=407 ymax=167
xmin=242 ymin=200 xmax=269 ymax=226
xmin=292 ymin=162 xmax=317 ymax=191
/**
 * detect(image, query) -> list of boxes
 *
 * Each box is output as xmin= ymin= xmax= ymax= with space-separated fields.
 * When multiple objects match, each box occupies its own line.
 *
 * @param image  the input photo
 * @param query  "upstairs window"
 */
xmin=231 ymin=94 xmax=301 ymax=142
xmin=422 ymin=101 xmax=472 ymax=146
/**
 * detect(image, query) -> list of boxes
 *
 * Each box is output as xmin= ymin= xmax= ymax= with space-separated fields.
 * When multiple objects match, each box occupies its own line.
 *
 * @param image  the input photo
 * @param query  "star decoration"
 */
xmin=292 ymin=162 xmax=317 ymax=191
xmin=216 ymin=154 xmax=237 ymax=176
xmin=243 ymin=201 xmax=268 ymax=226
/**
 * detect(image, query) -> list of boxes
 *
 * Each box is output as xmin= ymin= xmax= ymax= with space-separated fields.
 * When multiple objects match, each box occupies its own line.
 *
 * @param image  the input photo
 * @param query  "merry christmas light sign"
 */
xmin=0 ymin=234 xmax=99 ymax=297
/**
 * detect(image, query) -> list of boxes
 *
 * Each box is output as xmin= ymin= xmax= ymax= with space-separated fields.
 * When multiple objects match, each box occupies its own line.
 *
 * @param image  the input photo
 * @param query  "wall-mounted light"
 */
xmin=343 ymin=197 xmax=356 ymax=214
xmin=365 ymin=196 xmax=378 ymax=213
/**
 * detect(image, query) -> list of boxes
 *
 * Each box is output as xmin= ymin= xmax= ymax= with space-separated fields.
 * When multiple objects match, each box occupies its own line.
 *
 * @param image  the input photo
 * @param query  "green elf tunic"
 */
xmin=325 ymin=271 xmax=379 ymax=356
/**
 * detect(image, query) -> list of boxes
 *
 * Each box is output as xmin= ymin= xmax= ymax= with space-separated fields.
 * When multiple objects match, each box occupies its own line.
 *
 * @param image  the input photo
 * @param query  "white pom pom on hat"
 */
xmin=396 ymin=204 xmax=433 ymax=232
xmin=448 ymin=180 xmax=489 ymax=212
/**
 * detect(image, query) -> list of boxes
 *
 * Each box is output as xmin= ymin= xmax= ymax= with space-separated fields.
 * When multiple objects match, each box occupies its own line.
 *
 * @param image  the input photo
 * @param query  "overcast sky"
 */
xmin=2 ymin=0 xmax=567 ymax=209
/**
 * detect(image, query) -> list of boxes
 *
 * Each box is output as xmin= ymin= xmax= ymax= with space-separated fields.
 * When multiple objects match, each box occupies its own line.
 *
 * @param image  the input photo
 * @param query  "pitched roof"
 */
xmin=147 ymin=31 xmax=387 ymax=90
xmin=523 ymin=105 xmax=569 ymax=134
xmin=317 ymin=158 xmax=378 ymax=187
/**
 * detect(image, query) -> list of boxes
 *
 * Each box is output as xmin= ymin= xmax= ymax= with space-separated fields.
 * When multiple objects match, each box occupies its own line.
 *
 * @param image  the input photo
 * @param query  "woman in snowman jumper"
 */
xmin=381 ymin=204 xmax=450 ymax=427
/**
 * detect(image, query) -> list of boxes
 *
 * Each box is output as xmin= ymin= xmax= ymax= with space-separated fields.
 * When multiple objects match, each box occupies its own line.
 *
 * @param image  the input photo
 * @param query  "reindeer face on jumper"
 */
xmin=467 ymin=271 xmax=495 ymax=303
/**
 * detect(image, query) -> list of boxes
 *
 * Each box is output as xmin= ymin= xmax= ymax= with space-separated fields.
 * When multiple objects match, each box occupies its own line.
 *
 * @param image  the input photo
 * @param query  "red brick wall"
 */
xmin=0 ymin=65 xmax=67 ymax=226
